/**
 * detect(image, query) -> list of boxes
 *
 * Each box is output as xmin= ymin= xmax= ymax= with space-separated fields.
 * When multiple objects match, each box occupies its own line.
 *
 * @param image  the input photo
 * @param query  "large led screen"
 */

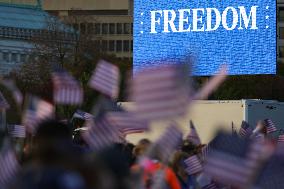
xmin=134 ymin=0 xmax=276 ymax=75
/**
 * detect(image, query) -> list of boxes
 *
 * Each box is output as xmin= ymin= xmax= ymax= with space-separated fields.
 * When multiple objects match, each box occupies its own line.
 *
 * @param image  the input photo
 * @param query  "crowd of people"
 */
xmin=1 ymin=116 xmax=284 ymax=189
xmin=0 ymin=60 xmax=283 ymax=189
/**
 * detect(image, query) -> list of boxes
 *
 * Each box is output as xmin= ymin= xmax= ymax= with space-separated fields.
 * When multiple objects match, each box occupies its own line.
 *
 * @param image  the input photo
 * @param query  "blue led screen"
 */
xmin=134 ymin=0 xmax=276 ymax=75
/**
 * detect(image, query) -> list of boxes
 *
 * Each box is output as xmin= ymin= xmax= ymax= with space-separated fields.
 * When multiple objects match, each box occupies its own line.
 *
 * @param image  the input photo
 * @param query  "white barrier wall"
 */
xmin=122 ymin=100 xmax=244 ymax=144
xmin=122 ymin=100 xmax=284 ymax=144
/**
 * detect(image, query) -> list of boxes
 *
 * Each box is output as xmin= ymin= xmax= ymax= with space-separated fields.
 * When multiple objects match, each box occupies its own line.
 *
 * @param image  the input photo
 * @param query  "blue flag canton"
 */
xmin=210 ymin=132 xmax=249 ymax=157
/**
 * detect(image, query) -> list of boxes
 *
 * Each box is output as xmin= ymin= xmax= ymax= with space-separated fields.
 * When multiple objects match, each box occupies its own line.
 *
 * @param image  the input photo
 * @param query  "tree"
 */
xmin=7 ymin=15 xmax=132 ymax=119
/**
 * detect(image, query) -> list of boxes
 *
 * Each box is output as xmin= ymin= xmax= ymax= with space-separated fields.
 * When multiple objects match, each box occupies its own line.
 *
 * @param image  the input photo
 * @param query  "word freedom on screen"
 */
xmin=150 ymin=6 xmax=257 ymax=33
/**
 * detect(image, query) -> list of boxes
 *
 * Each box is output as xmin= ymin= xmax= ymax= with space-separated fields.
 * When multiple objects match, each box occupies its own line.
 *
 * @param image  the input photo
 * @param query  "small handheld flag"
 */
xmin=52 ymin=66 xmax=83 ymax=105
xmin=88 ymin=60 xmax=120 ymax=99
xmin=184 ymin=155 xmax=203 ymax=175
xmin=264 ymin=119 xmax=277 ymax=134
xmin=187 ymin=120 xmax=201 ymax=145
xmin=239 ymin=121 xmax=253 ymax=138
xmin=22 ymin=96 xmax=55 ymax=134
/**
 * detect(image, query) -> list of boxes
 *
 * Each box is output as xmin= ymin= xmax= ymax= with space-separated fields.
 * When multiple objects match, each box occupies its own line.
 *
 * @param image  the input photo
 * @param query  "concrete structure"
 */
xmin=42 ymin=0 xmax=133 ymax=60
xmin=0 ymin=1 xmax=48 ymax=74
xmin=0 ymin=0 xmax=75 ymax=75
xmin=121 ymin=100 xmax=284 ymax=144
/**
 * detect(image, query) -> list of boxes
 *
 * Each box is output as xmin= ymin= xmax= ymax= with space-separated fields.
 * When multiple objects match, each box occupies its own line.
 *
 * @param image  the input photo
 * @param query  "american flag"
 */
xmin=187 ymin=120 xmax=201 ymax=145
xmin=246 ymin=140 xmax=275 ymax=172
xmin=254 ymin=154 xmax=284 ymax=189
xmin=147 ymin=123 xmax=182 ymax=163
xmin=184 ymin=155 xmax=203 ymax=175
xmin=82 ymin=115 xmax=122 ymax=151
xmin=1 ymin=79 xmax=23 ymax=106
xmin=8 ymin=125 xmax=26 ymax=138
xmin=201 ymin=182 xmax=218 ymax=189
xmin=278 ymin=129 xmax=284 ymax=143
xmin=91 ymin=95 xmax=123 ymax=118
xmin=196 ymin=173 xmax=218 ymax=189
xmin=106 ymin=111 xmax=149 ymax=135
xmin=193 ymin=65 xmax=227 ymax=100
xmin=52 ymin=67 xmax=83 ymax=105
xmin=203 ymin=132 xmax=254 ymax=188
xmin=0 ymin=91 xmax=9 ymax=109
xmin=239 ymin=121 xmax=253 ymax=138
xmin=201 ymin=144 xmax=210 ymax=162
xmin=130 ymin=64 xmax=190 ymax=121
xmin=0 ymin=147 xmax=20 ymax=188
xmin=88 ymin=60 xmax=120 ymax=99
xmin=73 ymin=110 xmax=94 ymax=121
xmin=264 ymin=119 xmax=277 ymax=134
xmin=22 ymin=96 xmax=55 ymax=134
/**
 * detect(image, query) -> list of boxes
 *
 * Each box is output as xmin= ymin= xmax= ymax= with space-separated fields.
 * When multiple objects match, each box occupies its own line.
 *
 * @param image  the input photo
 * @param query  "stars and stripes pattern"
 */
xmin=73 ymin=110 xmax=94 ymax=121
xmin=278 ymin=129 xmax=284 ymax=143
xmin=88 ymin=60 xmax=120 ymax=99
xmin=82 ymin=116 xmax=122 ymax=151
xmin=8 ymin=125 xmax=26 ymax=138
xmin=0 ymin=149 xmax=20 ymax=188
xmin=239 ymin=121 xmax=253 ymax=138
xmin=197 ymin=173 xmax=218 ymax=189
xmin=52 ymin=68 xmax=83 ymax=105
xmin=130 ymin=64 xmax=190 ymax=121
xmin=204 ymin=151 xmax=253 ymax=187
xmin=264 ymin=119 xmax=277 ymax=134
xmin=201 ymin=144 xmax=210 ymax=162
xmin=0 ymin=91 xmax=9 ymax=109
xmin=202 ymin=182 xmax=218 ymax=189
xmin=184 ymin=155 xmax=203 ymax=175
xmin=22 ymin=96 xmax=55 ymax=134
xmin=187 ymin=120 xmax=201 ymax=145
xmin=254 ymin=154 xmax=284 ymax=188
xmin=203 ymin=133 xmax=254 ymax=188
xmin=106 ymin=111 xmax=149 ymax=135
xmin=150 ymin=123 xmax=183 ymax=163
xmin=1 ymin=79 xmax=23 ymax=106
xmin=245 ymin=139 xmax=275 ymax=173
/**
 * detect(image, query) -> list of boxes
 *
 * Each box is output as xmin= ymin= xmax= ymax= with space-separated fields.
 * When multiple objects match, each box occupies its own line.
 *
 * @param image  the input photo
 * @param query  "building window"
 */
xmin=280 ymin=46 xmax=284 ymax=58
xmin=102 ymin=23 xmax=108 ymax=34
xmin=109 ymin=40 xmax=115 ymax=51
xmin=20 ymin=54 xmax=27 ymax=62
xmin=87 ymin=23 xmax=94 ymax=34
xmin=94 ymin=23 xmax=101 ymax=34
xmin=3 ymin=52 xmax=9 ymax=62
xmin=280 ymin=27 xmax=284 ymax=39
xmin=3 ymin=27 xmax=8 ymax=36
xmin=116 ymin=40 xmax=122 ymax=52
xmin=131 ymin=40 xmax=133 ymax=52
xmin=279 ymin=7 xmax=284 ymax=21
xmin=94 ymin=40 xmax=101 ymax=51
xmin=80 ymin=23 xmax=86 ymax=34
xmin=123 ymin=40 xmax=130 ymax=52
xmin=73 ymin=23 xmax=79 ymax=31
xmin=131 ymin=23 xmax=133 ymax=34
xmin=117 ymin=23 xmax=123 ymax=34
xmin=109 ymin=23 xmax=115 ymax=34
xmin=11 ymin=53 xmax=17 ymax=62
xmin=102 ymin=40 xmax=108 ymax=51
xmin=124 ymin=23 xmax=131 ymax=34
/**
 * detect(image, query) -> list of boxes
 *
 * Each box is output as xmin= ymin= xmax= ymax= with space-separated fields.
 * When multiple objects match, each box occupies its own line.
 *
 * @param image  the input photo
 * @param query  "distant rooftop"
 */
xmin=0 ymin=0 xmax=41 ymax=8
xmin=0 ymin=1 xmax=56 ymax=30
